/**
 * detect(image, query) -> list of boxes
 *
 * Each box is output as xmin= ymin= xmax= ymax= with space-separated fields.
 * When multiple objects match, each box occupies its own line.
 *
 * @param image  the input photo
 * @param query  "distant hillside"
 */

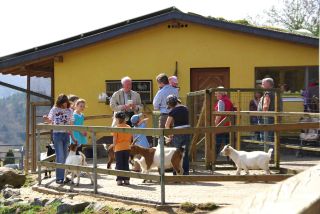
xmin=0 ymin=93 xmax=26 ymax=145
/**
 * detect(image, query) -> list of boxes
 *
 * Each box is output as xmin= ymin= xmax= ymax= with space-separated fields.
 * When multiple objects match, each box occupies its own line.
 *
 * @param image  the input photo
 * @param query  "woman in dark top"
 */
xmin=165 ymin=95 xmax=190 ymax=175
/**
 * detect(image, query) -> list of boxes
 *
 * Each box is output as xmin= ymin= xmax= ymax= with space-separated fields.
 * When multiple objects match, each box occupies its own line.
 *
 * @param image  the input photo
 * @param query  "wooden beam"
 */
xmin=164 ymin=174 xmax=292 ymax=183
xmin=41 ymin=154 xmax=56 ymax=162
xmin=213 ymin=111 xmax=320 ymax=117
xmin=36 ymin=122 xmax=319 ymax=136
xmin=163 ymin=122 xmax=319 ymax=135
xmin=85 ymin=114 xmax=113 ymax=120
xmin=38 ymin=161 xmax=161 ymax=181
xmin=25 ymin=74 xmax=30 ymax=174
xmin=0 ymin=81 xmax=52 ymax=100
xmin=204 ymin=90 xmax=213 ymax=169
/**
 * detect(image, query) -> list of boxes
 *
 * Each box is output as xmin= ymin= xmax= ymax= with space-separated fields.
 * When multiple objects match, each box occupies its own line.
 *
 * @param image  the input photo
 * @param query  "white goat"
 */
xmin=64 ymin=144 xmax=93 ymax=186
xmin=220 ymin=145 xmax=273 ymax=175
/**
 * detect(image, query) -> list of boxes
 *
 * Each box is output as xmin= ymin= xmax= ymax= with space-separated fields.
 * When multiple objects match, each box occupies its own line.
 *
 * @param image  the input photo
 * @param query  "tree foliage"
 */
xmin=266 ymin=0 xmax=320 ymax=36
xmin=4 ymin=149 xmax=15 ymax=165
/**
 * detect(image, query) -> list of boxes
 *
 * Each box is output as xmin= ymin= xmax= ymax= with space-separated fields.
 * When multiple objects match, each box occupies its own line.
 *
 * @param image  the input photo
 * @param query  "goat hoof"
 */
xmin=142 ymin=180 xmax=146 ymax=183
xmin=76 ymin=183 xmax=79 ymax=186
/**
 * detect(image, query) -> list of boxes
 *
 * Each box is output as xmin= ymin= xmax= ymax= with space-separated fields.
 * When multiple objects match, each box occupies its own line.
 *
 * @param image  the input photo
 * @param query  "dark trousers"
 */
xmin=172 ymin=134 xmax=190 ymax=175
xmin=216 ymin=133 xmax=229 ymax=155
xmin=115 ymin=150 xmax=130 ymax=181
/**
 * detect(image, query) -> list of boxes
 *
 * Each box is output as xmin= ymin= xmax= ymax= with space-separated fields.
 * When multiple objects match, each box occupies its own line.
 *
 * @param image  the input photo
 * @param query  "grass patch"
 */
xmin=180 ymin=202 xmax=196 ymax=213
xmin=197 ymin=202 xmax=219 ymax=211
xmin=0 ymin=204 xmax=41 ymax=214
xmin=23 ymin=175 xmax=36 ymax=187
xmin=0 ymin=200 xmax=63 ymax=214
xmin=94 ymin=206 xmax=146 ymax=214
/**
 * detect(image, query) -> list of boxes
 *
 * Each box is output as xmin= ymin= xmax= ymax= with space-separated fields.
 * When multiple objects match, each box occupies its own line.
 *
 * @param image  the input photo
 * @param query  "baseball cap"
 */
xmin=130 ymin=113 xmax=143 ymax=125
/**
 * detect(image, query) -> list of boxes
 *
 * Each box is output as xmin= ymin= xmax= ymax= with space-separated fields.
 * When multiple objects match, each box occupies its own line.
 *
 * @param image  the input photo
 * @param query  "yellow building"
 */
xmin=0 ymin=7 xmax=319 ymax=130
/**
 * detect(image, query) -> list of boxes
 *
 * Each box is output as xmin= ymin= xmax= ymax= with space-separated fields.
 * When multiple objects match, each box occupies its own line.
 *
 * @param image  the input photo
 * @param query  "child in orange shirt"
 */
xmin=113 ymin=112 xmax=132 ymax=185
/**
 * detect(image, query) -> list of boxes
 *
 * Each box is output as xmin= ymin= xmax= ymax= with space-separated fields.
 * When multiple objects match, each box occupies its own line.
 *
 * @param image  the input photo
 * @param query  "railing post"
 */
xmin=274 ymin=91 xmax=280 ymax=168
xmin=204 ymin=89 xmax=213 ymax=170
xmin=236 ymin=90 xmax=241 ymax=150
xmin=36 ymin=129 xmax=41 ymax=185
xmin=91 ymin=131 xmax=98 ymax=194
xmin=159 ymin=132 xmax=165 ymax=205
xmin=31 ymin=104 xmax=37 ymax=173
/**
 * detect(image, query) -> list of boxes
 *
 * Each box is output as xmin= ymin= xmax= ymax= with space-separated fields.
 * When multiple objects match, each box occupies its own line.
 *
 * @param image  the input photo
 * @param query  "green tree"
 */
xmin=4 ymin=149 xmax=15 ymax=165
xmin=266 ymin=0 xmax=320 ymax=36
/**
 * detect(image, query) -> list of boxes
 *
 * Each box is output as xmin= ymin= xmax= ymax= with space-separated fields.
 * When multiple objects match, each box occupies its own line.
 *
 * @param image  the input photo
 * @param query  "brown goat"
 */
xmin=103 ymin=144 xmax=134 ymax=169
xmin=130 ymin=144 xmax=184 ymax=182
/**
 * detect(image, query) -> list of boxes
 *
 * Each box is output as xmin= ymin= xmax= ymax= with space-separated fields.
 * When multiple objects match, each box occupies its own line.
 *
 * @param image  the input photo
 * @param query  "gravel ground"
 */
xmin=37 ymin=155 xmax=320 ymax=208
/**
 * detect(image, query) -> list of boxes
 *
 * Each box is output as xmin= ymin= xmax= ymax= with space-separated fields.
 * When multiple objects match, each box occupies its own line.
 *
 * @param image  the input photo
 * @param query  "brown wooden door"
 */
xmin=191 ymin=68 xmax=230 ymax=91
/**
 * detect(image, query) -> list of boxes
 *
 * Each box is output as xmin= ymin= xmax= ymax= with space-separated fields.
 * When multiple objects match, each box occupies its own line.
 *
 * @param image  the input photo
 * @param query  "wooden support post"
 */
xmin=204 ymin=90 xmax=213 ymax=169
xmin=236 ymin=90 xmax=241 ymax=150
xmin=274 ymin=91 xmax=280 ymax=168
xmin=211 ymin=93 xmax=216 ymax=169
xmin=159 ymin=133 xmax=165 ymax=205
xmin=92 ymin=131 xmax=98 ymax=194
xmin=37 ymin=130 xmax=41 ymax=185
xmin=31 ymin=104 xmax=37 ymax=172
xmin=25 ymin=74 xmax=30 ymax=174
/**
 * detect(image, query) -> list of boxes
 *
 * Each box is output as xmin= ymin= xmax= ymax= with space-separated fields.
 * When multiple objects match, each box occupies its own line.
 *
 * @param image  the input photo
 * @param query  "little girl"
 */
xmin=70 ymin=99 xmax=87 ymax=154
xmin=113 ymin=112 xmax=132 ymax=186
xmin=47 ymin=94 xmax=73 ymax=184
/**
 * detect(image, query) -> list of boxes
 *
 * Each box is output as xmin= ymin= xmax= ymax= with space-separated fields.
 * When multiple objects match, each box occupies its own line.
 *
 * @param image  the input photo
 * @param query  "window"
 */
xmin=105 ymin=80 xmax=153 ymax=103
xmin=255 ymin=66 xmax=319 ymax=95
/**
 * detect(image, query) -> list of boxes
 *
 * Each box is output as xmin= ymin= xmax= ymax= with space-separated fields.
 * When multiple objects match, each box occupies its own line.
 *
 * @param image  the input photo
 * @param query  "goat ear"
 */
xmin=226 ymin=144 xmax=230 ymax=148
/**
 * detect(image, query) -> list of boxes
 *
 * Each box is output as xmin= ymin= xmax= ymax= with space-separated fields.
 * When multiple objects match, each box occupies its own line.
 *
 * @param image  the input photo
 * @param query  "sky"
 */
xmin=0 ymin=0 xmax=280 ymax=95
xmin=0 ymin=0 xmax=280 ymax=57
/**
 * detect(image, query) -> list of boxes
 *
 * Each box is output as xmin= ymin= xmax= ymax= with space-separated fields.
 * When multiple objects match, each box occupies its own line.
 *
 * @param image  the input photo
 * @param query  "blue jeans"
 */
xmin=173 ymin=134 xmax=190 ymax=175
xmin=53 ymin=133 xmax=69 ymax=181
xmin=258 ymin=117 xmax=274 ymax=151
xmin=216 ymin=133 xmax=229 ymax=155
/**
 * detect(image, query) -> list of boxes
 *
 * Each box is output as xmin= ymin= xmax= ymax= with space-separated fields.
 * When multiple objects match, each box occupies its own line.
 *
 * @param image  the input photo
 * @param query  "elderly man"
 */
xmin=153 ymin=73 xmax=179 ymax=128
xmin=110 ymin=76 xmax=143 ymax=127
xmin=258 ymin=77 xmax=275 ymax=151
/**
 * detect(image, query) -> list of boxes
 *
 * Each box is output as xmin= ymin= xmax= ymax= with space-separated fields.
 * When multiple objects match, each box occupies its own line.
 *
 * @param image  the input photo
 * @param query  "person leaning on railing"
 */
xmin=258 ymin=78 xmax=275 ymax=149
xmin=165 ymin=94 xmax=190 ymax=175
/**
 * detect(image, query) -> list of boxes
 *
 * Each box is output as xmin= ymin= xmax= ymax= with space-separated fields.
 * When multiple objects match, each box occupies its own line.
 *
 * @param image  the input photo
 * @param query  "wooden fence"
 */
xmin=186 ymin=88 xmax=319 ymax=169
xmin=36 ymin=120 xmax=318 ymax=204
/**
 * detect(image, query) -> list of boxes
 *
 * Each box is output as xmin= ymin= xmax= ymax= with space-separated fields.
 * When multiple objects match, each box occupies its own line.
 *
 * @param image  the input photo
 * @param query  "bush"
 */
xmin=4 ymin=149 xmax=15 ymax=165
xmin=180 ymin=202 xmax=196 ymax=213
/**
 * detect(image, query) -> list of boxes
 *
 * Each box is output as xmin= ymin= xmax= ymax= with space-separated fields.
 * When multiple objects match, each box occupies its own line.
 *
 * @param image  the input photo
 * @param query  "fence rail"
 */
xmin=36 ymin=118 xmax=319 ymax=205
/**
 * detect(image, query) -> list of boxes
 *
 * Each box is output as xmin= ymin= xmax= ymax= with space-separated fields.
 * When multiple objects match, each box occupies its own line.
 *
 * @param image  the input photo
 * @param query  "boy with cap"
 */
xmin=131 ymin=113 xmax=150 ymax=148
xmin=130 ymin=113 xmax=150 ymax=172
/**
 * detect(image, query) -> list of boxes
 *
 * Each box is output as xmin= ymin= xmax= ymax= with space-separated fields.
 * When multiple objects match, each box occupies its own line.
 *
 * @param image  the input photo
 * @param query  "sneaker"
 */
xmin=56 ymin=180 xmax=63 ymax=184
xmin=117 ymin=181 xmax=123 ymax=186
xmin=123 ymin=180 xmax=130 ymax=185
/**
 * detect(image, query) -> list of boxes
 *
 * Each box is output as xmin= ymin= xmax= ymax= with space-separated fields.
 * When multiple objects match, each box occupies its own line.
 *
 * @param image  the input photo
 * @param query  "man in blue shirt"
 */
xmin=153 ymin=73 xmax=179 ymax=128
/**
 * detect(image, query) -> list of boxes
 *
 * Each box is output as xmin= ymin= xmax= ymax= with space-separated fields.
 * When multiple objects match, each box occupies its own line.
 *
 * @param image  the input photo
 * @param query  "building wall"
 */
xmin=54 ymin=21 xmax=319 ymax=129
